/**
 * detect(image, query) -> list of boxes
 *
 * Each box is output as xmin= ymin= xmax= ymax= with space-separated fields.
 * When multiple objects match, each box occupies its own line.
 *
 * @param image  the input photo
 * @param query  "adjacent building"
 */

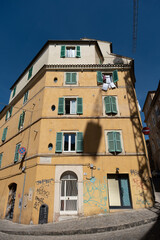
xmin=0 ymin=39 xmax=153 ymax=224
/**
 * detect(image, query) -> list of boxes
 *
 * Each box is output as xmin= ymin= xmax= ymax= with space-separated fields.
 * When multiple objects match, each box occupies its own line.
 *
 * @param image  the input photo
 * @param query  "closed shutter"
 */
xmin=71 ymin=73 xmax=77 ymax=84
xmin=61 ymin=46 xmax=66 ymax=58
xmin=58 ymin=98 xmax=64 ymax=115
xmin=0 ymin=153 xmax=2 ymax=167
xmin=56 ymin=132 xmax=63 ymax=153
xmin=2 ymin=127 xmax=8 ymax=142
xmin=5 ymin=111 xmax=8 ymax=121
xmin=28 ymin=66 xmax=33 ymax=80
xmin=112 ymin=70 xmax=118 ymax=83
xmin=23 ymin=91 xmax=28 ymax=104
xmin=77 ymin=98 xmax=83 ymax=115
xmin=107 ymin=132 xmax=115 ymax=152
xmin=66 ymin=73 xmax=71 ymax=84
xmin=9 ymin=107 xmax=13 ymax=117
xmin=76 ymin=132 xmax=83 ymax=152
xmin=14 ymin=143 xmax=21 ymax=163
xmin=114 ymin=132 xmax=122 ymax=152
xmin=76 ymin=46 xmax=81 ymax=58
xmin=97 ymin=71 xmax=103 ymax=84
xmin=111 ymin=96 xmax=117 ymax=114
xmin=104 ymin=96 xmax=111 ymax=114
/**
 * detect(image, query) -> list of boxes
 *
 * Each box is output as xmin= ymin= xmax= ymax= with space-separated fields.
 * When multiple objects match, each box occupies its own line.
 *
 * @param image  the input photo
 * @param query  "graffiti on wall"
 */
xmin=83 ymin=176 xmax=108 ymax=212
xmin=33 ymin=178 xmax=54 ymax=210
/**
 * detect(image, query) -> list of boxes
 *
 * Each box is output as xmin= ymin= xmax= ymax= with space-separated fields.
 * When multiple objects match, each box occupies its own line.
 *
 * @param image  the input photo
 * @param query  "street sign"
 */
xmin=18 ymin=147 xmax=26 ymax=155
xmin=142 ymin=127 xmax=150 ymax=135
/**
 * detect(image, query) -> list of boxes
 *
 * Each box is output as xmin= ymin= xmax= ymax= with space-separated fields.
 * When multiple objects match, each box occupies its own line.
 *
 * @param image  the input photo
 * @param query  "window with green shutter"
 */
xmin=5 ymin=111 xmax=9 ymax=121
xmin=65 ymin=73 xmax=77 ymax=85
xmin=76 ymin=46 xmax=81 ymax=58
xmin=107 ymin=131 xmax=122 ymax=154
xmin=76 ymin=132 xmax=83 ymax=152
xmin=18 ymin=111 xmax=25 ymax=130
xmin=112 ymin=70 xmax=119 ymax=83
xmin=77 ymin=98 xmax=83 ymax=115
xmin=23 ymin=91 xmax=29 ymax=104
xmin=61 ymin=46 xmax=66 ymax=58
xmin=0 ymin=153 xmax=3 ymax=168
xmin=58 ymin=98 xmax=64 ymax=115
xmin=5 ymin=107 xmax=13 ymax=121
xmin=104 ymin=96 xmax=117 ymax=115
xmin=14 ymin=143 xmax=21 ymax=163
xmin=28 ymin=66 xmax=33 ymax=80
xmin=12 ymin=86 xmax=16 ymax=98
xmin=97 ymin=71 xmax=103 ymax=84
xmin=2 ymin=127 xmax=8 ymax=142
xmin=55 ymin=132 xmax=63 ymax=153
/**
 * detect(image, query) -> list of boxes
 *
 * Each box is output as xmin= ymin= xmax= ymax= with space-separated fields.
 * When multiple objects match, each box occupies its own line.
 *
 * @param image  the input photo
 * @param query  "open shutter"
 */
xmin=77 ymin=98 xmax=83 ymax=115
xmin=56 ymin=132 xmax=63 ymax=153
xmin=2 ymin=128 xmax=8 ymax=142
xmin=71 ymin=73 xmax=77 ymax=84
xmin=14 ymin=143 xmax=20 ymax=163
xmin=112 ymin=70 xmax=118 ymax=83
xmin=76 ymin=46 xmax=81 ymax=58
xmin=18 ymin=114 xmax=23 ymax=130
xmin=76 ymin=132 xmax=83 ymax=152
xmin=0 ymin=153 xmax=3 ymax=167
xmin=104 ymin=96 xmax=111 ymax=114
xmin=22 ymin=111 xmax=25 ymax=126
xmin=28 ymin=66 xmax=33 ymax=80
xmin=111 ymin=96 xmax=117 ymax=114
xmin=5 ymin=111 xmax=8 ymax=121
xmin=61 ymin=46 xmax=66 ymax=58
xmin=114 ymin=132 xmax=122 ymax=153
xmin=12 ymin=86 xmax=16 ymax=98
xmin=9 ymin=107 xmax=13 ymax=117
xmin=58 ymin=98 xmax=64 ymax=115
xmin=107 ymin=132 xmax=115 ymax=152
xmin=97 ymin=71 xmax=103 ymax=84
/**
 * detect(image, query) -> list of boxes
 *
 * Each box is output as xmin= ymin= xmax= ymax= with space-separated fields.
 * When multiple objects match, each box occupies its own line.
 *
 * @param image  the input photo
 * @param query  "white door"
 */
xmin=60 ymin=171 xmax=78 ymax=214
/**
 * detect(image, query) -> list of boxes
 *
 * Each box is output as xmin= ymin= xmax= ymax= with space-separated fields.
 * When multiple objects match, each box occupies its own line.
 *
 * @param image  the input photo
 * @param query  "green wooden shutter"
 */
xmin=71 ymin=73 xmax=77 ymax=84
xmin=61 ymin=46 xmax=66 ymax=58
xmin=58 ymin=98 xmax=64 ymax=115
xmin=111 ymin=96 xmax=117 ymax=114
xmin=0 ymin=153 xmax=3 ymax=168
xmin=28 ymin=66 xmax=33 ymax=80
xmin=76 ymin=46 xmax=81 ymax=58
xmin=107 ymin=132 xmax=115 ymax=152
xmin=12 ymin=86 xmax=16 ymax=98
xmin=14 ymin=143 xmax=21 ymax=163
xmin=104 ymin=96 xmax=111 ymax=114
xmin=114 ymin=132 xmax=122 ymax=153
xmin=2 ymin=127 xmax=8 ymax=142
xmin=66 ymin=73 xmax=71 ymax=84
xmin=77 ymin=98 xmax=83 ymax=115
xmin=55 ymin=132 xmax=63 ymax=153
xmin=97 ymin=71 xmax=103 ymax=84
xmin=76 ymin=132 xmax=83 ymax=152
xmin=112 ymin=70 xmax=119 ymax=83
xmin=23 ymin=91 xmax=29 ymax=104
xmin=5 ymin=111 xmax=9 ymax=121
xmin=18 ymin=112 xmax=25 ymax=130
xmin=9 ymin=107 xmax=13 ymax=117
xmin=22 ymin=111 xmax=25 ymax=125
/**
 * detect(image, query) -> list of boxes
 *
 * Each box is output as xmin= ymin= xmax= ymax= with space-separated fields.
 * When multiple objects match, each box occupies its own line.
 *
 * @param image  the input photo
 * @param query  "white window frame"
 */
xmin=102 ymin=96 xmax=119 ymax=116
xmin=63 ymin=131 xmax=77 ymax=153
xmin=64 ymin=72 xmax=78 ymax=86
xmin=66 ymin=46 xmax=76 ymax=58
xmin=105 ymin=130 xmax=124 ymax=154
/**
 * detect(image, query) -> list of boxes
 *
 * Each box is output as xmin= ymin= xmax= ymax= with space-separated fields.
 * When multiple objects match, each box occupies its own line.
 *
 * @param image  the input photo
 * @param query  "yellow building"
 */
xmin=0 ymin=39 xmax=153 ymax=224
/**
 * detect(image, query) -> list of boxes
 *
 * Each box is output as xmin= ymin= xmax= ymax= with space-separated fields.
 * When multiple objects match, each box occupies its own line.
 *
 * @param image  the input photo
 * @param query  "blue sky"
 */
xmin=0 ymin=0 xmax=159 ymax=125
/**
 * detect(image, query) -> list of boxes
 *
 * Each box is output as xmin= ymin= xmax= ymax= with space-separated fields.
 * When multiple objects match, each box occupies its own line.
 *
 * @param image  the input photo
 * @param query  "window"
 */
xmin=107 ymin=174 xmax=132 ymax=209
xmin=2 ymin=127 xmax=8 ymax=142
xmin=97 ymin=70 xmax=119 ymax=85
xmin=0 ymin=153 xmax=3 ymax=168
xmin=12 ymin=86 xmax=16 ymax=98
xmin=55 ymin=132 xmax=83 ymax=153
xmin=60 ymin=46 xmax=81 ymax=58
xmin=23 ymin=90 xmax=29 ymax=104
xmin=5 ymin=107 xmax=13 ymax=121
xmin=65 ymin=73 xmax=77 ymax=85
xmin=28 ymin=66 xmax=33 ymax=80
xmin=58 ymin=97 xmax=83 ymax=115
xmin=104 ymin=96 xmax=118 ymax=115
xmin=106 ymin=131 xmax=123 ymax=154
xmin=18 ymin=111 xmax=25 ymax=130
xmin=14 ymin=143 xmax=21 ymax=163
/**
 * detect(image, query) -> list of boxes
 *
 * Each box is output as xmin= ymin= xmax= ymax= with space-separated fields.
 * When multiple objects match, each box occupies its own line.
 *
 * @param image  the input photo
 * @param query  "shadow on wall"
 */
xmin=124 ymin=71 xmax=154 ymax=208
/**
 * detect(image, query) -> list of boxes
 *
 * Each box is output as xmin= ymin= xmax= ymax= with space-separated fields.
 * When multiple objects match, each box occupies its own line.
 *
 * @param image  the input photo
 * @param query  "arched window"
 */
xmin=60 ymin=171 xmax=78 ymax=213
xmin=5 ymin=183 xmax=17 ymax=220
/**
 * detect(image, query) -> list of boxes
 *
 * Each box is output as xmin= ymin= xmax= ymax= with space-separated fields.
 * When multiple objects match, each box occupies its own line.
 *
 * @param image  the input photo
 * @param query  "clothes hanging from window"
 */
xmin=102 ymin=75 xmax=116 ymax=91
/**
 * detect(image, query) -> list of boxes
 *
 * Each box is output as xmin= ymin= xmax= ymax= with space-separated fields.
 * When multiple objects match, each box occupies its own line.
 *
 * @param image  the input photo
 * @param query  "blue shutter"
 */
xmin=114 ymin=132 xmax=122 ymax=153
xmin=107 ymin=132 xmax=115 ymax=152
xmin=104 ymin=96 xmax=111 ymax=114
xmin=97 ymin=72 xmax=103 ymax=84
xmin=58 ymin=98 xmax=64 ymax=115
xmin=120 ymin=177 xmax=131 ymax=207
xmin=56 ymin=132 xmax=63 ymax=153
xmin=2 ymin=127 xmax=8 ymax=142
xmin=111 ymin=96 xmax=117 ymax=114
xmin=112 ymin=70 xmax=118 ymax=83
xmin=77 ymin=98 xmax=83 ymax=115
xmin=61 ymin=46 xmax=66 ymax=58
xmin=76 ymin=132 xmax=83 ymax=152
xmin=76 ymin=46 xmax=81 ymax=58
